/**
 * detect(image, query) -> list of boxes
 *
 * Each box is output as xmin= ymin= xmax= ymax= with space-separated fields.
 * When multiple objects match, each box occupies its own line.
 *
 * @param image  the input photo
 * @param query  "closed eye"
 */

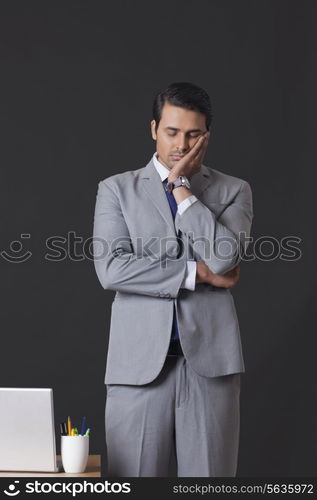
xmin=167 ymin=133 xmax=200 ymax=138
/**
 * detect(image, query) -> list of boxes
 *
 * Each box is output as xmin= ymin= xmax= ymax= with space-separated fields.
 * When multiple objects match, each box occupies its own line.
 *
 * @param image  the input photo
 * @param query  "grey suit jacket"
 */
xmin=93 ymin=156 xmax=253 ymax=385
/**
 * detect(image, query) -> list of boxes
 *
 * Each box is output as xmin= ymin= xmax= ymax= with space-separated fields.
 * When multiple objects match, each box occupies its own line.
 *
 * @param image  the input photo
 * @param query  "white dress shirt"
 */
xmin=152 ymin=152 xmax=197 ymax=291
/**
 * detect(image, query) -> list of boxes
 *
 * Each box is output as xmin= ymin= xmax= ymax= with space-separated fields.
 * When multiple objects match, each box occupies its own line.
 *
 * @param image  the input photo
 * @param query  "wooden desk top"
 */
xmin=0 ymin=454 xmax=101 ymax=477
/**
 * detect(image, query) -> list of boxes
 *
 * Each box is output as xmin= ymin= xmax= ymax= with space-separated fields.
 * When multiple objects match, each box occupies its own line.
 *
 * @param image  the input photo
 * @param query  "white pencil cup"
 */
xmin=61 ymin=435 xmax=89 ymax=473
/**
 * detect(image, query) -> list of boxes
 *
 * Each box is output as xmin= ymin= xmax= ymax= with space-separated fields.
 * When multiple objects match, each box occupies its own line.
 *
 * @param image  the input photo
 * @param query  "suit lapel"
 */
xmin=141 ymin=158 xmax=175 ymax=234
xmin=140 ymin=156 xmax=213 ymax=234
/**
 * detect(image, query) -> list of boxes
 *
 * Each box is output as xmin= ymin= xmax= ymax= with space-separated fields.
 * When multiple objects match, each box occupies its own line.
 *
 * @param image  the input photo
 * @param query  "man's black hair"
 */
xmin=152 ymin=82 xmax=213 ymax=132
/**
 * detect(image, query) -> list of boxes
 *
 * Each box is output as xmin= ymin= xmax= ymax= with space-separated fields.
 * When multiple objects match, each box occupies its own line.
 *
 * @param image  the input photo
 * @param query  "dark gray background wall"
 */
xmin=0 ymin=0 xmax=315 ymax=476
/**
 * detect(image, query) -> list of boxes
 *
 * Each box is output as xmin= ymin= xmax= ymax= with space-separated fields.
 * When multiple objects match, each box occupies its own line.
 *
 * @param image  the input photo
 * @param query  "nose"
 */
xmin=176 ymin=134 xmax=189 ymax=153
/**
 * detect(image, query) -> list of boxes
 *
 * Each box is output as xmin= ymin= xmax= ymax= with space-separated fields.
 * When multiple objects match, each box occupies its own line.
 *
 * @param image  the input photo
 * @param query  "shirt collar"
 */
xmin=152 ymin=152 xmax=170 ymax=182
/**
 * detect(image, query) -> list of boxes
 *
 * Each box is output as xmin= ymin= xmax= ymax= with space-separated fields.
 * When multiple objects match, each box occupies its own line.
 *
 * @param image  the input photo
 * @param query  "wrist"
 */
xmin=168 ymin=170 xmax=182 ymax=182
xmin=166 ymin=174 xmax=191 ymax=194
xmin=206 ymin=268 xmax=217 ymax=286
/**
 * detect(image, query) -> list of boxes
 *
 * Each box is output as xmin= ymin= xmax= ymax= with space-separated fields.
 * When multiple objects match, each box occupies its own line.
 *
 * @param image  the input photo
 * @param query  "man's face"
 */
xmin=151 ymin=102 xmax=209 ymax=170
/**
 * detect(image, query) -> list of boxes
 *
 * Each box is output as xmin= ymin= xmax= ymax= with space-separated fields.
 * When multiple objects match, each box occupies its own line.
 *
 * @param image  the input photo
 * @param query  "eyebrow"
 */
xmin=164 ymin=127 xmax=204 ymax=133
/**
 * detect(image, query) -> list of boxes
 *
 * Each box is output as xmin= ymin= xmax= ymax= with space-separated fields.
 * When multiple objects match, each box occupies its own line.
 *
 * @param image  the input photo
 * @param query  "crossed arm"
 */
xmin=93 ymin=179 xmax=188 ymax=298
xmin=93 ymin=179 xmax=253 ymax=297
xmin=174 ymin=179 xmax=254 ymax=276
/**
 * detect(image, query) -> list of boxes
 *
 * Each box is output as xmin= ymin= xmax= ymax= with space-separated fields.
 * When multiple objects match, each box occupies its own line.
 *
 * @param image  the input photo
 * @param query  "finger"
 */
xmin=189 ymin=132 xmax=209 ymax=162
xmin=228 ymin=264 xmax=240 ymax=276
xmin=194 ymin=137 xmax=208 ymax=163
xmin=194 ymin=132 xmax=209 ymax=159
xmin=231 ymin=269 xmax=240 ymax=281
xmin=186 ymin=134 xmax=206 ymax=160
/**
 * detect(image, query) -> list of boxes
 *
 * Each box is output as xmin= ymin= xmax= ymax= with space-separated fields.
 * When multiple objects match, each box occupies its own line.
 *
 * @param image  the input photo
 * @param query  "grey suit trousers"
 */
xmin=105 ymin=354 xmax=241 ymax=477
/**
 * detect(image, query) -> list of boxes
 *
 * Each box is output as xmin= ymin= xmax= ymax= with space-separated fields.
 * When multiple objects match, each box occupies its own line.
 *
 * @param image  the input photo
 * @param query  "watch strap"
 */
xmin=165 ymin=176 xmax=190 ymax=194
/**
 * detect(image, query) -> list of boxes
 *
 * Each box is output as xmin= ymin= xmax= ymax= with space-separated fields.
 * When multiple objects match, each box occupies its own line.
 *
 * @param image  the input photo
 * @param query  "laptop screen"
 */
xmin=0 ymin=388 xmax=58 ymax=472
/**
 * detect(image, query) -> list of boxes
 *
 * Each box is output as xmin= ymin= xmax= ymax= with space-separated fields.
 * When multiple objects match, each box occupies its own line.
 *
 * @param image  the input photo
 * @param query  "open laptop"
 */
xmin=0 ymin=388 xmax=62 ymax=472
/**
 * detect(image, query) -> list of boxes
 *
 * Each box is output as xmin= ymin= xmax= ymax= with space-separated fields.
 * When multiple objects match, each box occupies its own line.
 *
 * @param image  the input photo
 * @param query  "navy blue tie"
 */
xmin=163 ymin=178 xmax=180 ymax=341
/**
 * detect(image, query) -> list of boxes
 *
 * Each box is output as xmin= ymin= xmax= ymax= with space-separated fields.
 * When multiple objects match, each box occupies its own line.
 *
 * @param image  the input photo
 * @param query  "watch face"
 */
xmin=166 ymin=176 xmax=190 ymax=193
xmin=181 ymin=176 xmax=190 ymax=188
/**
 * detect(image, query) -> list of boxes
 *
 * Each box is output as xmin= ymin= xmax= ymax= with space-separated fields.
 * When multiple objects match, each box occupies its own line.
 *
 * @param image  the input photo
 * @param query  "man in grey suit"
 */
xmin=93 ymin=82 xmax=253 ymax=477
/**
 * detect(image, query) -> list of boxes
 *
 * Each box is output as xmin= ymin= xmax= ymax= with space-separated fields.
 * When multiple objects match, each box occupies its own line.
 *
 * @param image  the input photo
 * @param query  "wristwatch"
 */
xmin=165 ymin=175 xmax=191 ymax=194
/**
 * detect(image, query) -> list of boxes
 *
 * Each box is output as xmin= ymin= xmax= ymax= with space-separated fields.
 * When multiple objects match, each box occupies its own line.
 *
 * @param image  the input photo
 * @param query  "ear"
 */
xmin=151 ymin=120 xmax=157 ymax=141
